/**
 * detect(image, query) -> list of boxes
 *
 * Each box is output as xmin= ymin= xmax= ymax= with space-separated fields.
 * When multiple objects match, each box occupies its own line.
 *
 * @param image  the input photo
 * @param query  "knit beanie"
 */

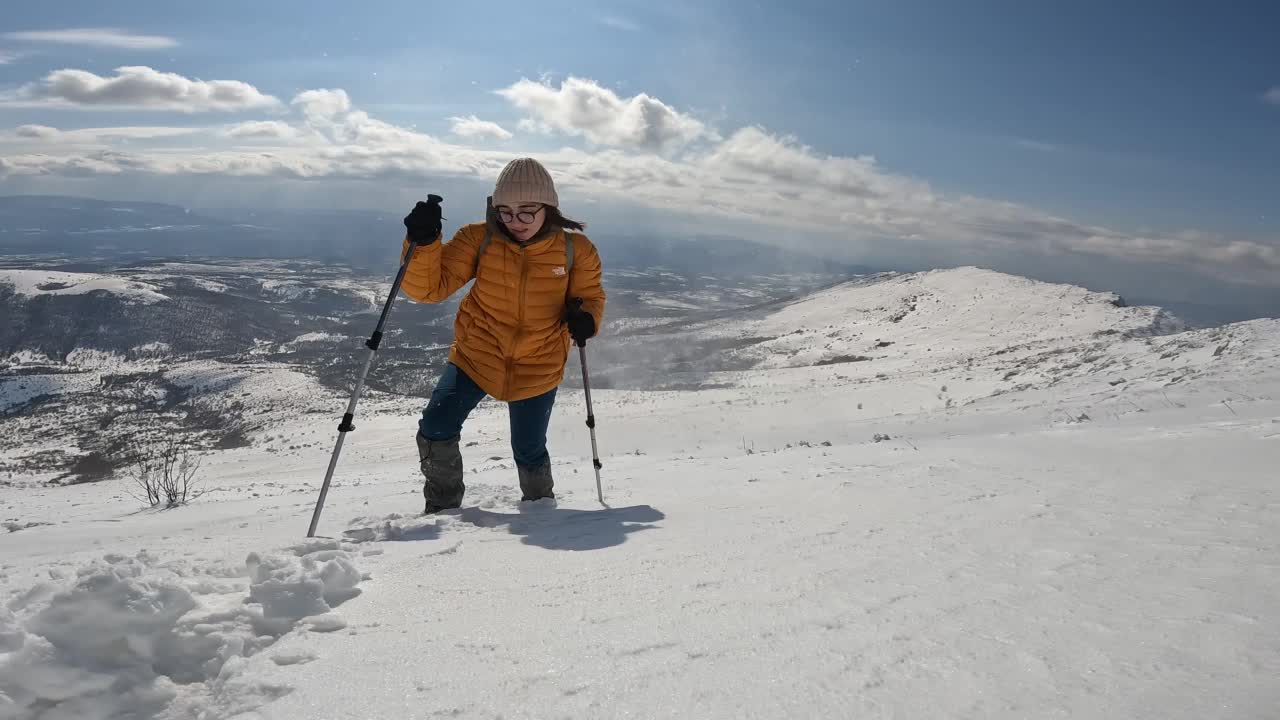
xmin=492 ymin=157 xmax=559 ymax=208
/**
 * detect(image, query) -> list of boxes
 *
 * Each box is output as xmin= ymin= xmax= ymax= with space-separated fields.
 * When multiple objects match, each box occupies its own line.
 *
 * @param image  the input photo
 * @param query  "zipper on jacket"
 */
xmin=505 ymin=247 xmax=530 ymax=398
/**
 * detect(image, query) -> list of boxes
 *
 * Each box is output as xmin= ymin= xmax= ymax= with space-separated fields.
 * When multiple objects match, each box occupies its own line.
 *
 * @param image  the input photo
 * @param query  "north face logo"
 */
xmin=552 ymin=266 xmax=566 ymax=276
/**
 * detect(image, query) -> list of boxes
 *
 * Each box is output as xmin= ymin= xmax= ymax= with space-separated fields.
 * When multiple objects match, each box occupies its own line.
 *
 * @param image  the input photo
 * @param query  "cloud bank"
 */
xmin=449 ymin=115 xmax=513 ymax=141
xmin=1 ymin=66 xmax=280 ymax=112
xmin=2 ymin=72 xmax=1276 ymax=286
xmin=498 ymin=76 xmax=712 ymax=152
xmin=3 ymin=28 xmax=178 ymax=50
xmin=5 ymin=124 xmax=200 ymax=143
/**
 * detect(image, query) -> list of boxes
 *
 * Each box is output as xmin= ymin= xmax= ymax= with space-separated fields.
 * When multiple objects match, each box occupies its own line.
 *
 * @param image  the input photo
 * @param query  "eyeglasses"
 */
xmin=496 ymin=206 xmax=542 ymax=224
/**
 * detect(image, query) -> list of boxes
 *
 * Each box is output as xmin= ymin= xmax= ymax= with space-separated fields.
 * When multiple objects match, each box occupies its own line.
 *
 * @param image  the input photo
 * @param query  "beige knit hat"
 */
xmin=491 ymin=157 xmax=559 ymax=208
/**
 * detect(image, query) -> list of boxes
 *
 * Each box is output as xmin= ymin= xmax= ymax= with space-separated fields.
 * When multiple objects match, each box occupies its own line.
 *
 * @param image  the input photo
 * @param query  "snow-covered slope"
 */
xmin=1 ymin=267 xmax=1277 ymax=719
xmin=590 ymin=266 xmax=1190 ymax=393
xmin=713 ymin=266 xmax=1183 ymax=367
xmin=0 ymin=269 xmax=169 ymax=304
xmin=0 ymin=352 xmax=401 ymax=485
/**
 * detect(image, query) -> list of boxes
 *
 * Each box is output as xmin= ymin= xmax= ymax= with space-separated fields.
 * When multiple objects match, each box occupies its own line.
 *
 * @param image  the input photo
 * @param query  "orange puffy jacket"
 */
xmin=400 ymin=220 xmax=606 ymax=402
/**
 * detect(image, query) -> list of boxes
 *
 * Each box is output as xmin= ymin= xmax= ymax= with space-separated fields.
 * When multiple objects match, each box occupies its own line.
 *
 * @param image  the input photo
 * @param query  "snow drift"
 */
xmin=0 ymin=542 xmax=363 ymax=719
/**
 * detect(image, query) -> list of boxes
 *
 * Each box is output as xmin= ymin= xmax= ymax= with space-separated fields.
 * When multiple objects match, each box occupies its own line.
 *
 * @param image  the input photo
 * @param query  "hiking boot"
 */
xmin=518 ymin=461 xmax=555 ymax=502
xmin=417 ymin=433 xmax=464 ymax=513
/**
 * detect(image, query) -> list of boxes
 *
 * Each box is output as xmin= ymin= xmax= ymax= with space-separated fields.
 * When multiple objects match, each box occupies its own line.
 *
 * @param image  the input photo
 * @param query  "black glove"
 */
xmin=403 ymin=194 xmax=443 ymax=244
xmin=564 ymin=298 xmax=596 ymax=346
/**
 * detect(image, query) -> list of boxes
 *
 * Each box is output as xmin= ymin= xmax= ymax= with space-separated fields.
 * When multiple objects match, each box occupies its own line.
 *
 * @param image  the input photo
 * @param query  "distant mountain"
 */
xmin=0 ymin=195 xmax=874 ymax=277
xmin=0 ymin=195 xmax=219 ymax=229
xmin=0 ymin=195 xmax=394 ymax=268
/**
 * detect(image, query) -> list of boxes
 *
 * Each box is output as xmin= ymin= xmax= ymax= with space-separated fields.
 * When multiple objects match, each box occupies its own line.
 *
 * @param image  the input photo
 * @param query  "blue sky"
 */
xmin=1 ymin=0 xmax=1278 ymax=308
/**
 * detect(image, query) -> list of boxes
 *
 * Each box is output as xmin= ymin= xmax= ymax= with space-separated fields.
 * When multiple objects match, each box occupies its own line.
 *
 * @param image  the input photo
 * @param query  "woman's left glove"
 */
xmin=564 ymin=298 xmax=596 ymax=346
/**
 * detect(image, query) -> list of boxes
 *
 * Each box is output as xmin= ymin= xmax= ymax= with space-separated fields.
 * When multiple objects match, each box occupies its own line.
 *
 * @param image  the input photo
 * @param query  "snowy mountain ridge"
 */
xmin=695 ymin=265 xmax=1184 ymax=366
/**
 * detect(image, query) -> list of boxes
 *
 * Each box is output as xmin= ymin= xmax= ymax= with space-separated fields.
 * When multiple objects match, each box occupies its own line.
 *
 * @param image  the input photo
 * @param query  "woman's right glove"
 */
xmin=403 ymin=194 xmax=443 ymax=244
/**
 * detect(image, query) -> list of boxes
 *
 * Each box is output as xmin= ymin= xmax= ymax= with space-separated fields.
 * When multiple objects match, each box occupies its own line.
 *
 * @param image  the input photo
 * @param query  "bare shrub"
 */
xmin=127 ymin=436 xmax=204 ymax=507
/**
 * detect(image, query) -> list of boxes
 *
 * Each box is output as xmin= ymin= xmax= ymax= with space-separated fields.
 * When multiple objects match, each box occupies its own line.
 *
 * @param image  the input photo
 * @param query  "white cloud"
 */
xmin=1064 ymin=231 xmax=1280 ymax=280
xmin=223 ymin=121 xmax=300 ymax=140
xmin=1264 ymin=87 xmax=1280 ymax=106
xmin=286 ymin=89 xmax=432 ymax=149
xmin=3 ymin=124 xmax=202 ymax=144
xmin=496 ymin=76 xmax=712 ymax=152
xmin=292 ymin=89 xmax=351 ymax=122
xmin=15 ymin=124 xmax=59 ymax=139
xmin=3 ymin=28 xmax=177 ymax=50
xmin=0 ymin=151 xmax=137 ymax=177
xmin=1 ymin=66 xmax=280 ymax=112
xmin=698 ymin=127 xmax=920 ymax=203
xmin=536 ymin=133 xmax=1280 ymax=283
xmin=0 ymin=49 xmax=20 ymax=64
xmin=1 ymin=88 xmax=504 ymax=182
xmin=449 ymin=115 xmax=513 ymax=141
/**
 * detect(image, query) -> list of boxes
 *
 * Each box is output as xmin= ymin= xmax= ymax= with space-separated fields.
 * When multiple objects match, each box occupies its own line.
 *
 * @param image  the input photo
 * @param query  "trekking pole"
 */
xmin=307 ymin=195 xmax=441 ymax=537
xmin=576 ymin=339 xmax=605 ymax=504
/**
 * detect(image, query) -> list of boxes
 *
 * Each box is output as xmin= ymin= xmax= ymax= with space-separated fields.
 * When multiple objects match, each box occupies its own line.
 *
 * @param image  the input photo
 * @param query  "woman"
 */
xmin=399 ymin=158 xmax=606 ymax=513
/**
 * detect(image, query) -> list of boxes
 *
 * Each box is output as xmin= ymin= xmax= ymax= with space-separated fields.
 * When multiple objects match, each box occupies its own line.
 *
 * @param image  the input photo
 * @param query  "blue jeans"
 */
xmin=418 ymin=363 xmax=557 ymax=469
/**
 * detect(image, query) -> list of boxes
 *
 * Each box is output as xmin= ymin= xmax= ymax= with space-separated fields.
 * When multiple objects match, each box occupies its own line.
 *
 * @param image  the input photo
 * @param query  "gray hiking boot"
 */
xmin=518 ymin=462 xmax=555 ymax=502
xmin=416 ymin=433 xmax=464 ymax=513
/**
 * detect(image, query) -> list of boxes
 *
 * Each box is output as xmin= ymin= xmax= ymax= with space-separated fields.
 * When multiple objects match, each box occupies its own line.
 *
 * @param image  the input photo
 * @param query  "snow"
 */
xmin=639 ymin=293 xmax=704 ymax=310
xmin=192 ymin=277 xmax=232 ymax=294
xmin=64 ymin=348 xmax=131 ymax=369
xmin=0 ymin=351 xmax=56 ymax=367
xmin=288 ymin=332 xmax=341 ymax=344
xmin=0 ymin=269 xmax=169 ymax=305
xmin=0 ymin=545 xmax=362 ymax=719
xmin=686 ymin=267 xmax=1184 ymax=372
xmin=279 ymin=332 xmax=345 ymax=352
xmin=0 ymin=376 xmax=70 ymax=414
xmin=321 ymin=279 xmax=384 ymax=308
xmin=134 ymin=263 xmax=239 ymax=291
xmin=132 ymin=341 xmax=173 ymax=356
xmin=258 ymin=279 xmax=314 ymax=301
xmin=0 ymin=367 xmax=108 ymax=415
xmin=157 ymin=360 xmax=358 ymax=433
xmin=1 ymin=268 xmax=1277 ymax=719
